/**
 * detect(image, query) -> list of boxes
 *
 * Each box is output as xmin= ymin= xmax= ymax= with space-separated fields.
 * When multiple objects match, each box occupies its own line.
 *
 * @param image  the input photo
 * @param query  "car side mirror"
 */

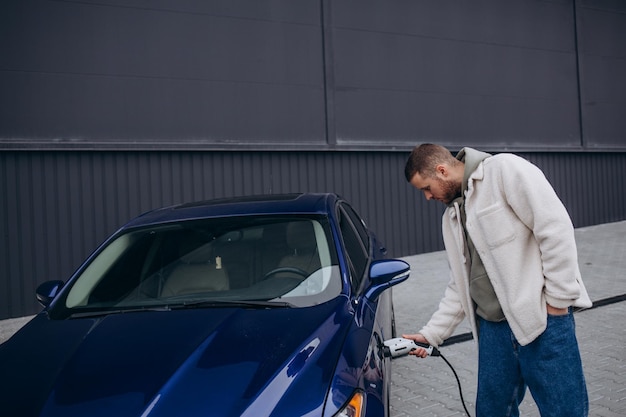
xmin=364 ymin=259 xmax=410 ymax=301
xmin=36 ymin=280 xmax=65 ymax=307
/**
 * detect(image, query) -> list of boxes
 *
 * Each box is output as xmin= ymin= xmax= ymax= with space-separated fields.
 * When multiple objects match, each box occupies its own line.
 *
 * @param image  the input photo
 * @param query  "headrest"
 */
xmin=286 ymin=221 xmax=317 ymax=252
xmin=179 ymin=244 xmax=213 ymax=264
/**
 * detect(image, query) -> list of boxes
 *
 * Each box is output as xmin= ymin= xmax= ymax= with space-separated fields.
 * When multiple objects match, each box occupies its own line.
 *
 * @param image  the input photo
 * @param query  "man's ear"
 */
xmin=435 ymin=164 xmax=448 ymax=177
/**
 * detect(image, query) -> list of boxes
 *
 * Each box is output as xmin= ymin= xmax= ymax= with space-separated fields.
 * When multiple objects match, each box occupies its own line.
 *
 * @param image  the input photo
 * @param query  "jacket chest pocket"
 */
xmin=471 ymin=203 xmax=516 ymax=248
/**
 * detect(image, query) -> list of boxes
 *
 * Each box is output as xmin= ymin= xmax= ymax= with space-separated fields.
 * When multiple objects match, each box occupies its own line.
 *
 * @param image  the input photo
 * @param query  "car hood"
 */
xmin=0 ymin=298 xmax=352 ymax=417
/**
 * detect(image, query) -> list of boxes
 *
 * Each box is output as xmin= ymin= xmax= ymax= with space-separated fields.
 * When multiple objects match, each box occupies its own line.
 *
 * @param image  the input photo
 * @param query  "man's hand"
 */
xmin=401 ymin=333 xmax=431 ymax=358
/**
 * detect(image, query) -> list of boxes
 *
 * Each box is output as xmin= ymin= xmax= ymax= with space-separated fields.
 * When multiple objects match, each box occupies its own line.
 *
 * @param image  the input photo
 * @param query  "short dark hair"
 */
xmin=404 ymin=143 xmax=457 ymax=182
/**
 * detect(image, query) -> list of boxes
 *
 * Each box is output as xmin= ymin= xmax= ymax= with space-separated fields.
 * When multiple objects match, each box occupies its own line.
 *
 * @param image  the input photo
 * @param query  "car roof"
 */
xmin=124 ymin=193 xmax=340 ymax=228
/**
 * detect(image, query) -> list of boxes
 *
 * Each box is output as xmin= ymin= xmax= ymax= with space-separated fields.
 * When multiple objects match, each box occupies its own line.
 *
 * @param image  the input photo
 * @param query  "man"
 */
xmin=403 ymin=144 xmax=591 ymax=416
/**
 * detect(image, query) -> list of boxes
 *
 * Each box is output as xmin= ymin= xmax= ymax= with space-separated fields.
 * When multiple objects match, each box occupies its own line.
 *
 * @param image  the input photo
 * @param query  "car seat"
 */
xmin=162 ymin=240 xmax=229 ymax=296
xmin=278 ymin=221 xmax=321 ymax=275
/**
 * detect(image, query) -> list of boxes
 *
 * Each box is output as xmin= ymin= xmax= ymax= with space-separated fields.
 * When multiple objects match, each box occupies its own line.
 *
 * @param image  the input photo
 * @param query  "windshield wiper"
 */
xmin=67 ymin=300 xmax=293 ymax=317
xmin=176 ymin=299 xmax=293 ymax=309
xmin=68 ymin=306 xmax=171 ymax=319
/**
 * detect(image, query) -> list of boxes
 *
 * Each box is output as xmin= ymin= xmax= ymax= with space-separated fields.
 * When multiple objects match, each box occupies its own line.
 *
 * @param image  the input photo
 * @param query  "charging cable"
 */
xmin=382 ymin=337 xmax=472 ymax=417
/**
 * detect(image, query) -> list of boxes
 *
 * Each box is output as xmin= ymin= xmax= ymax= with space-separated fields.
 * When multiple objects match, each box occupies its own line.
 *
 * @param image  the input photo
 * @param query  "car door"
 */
xmin=337 ymin=202 xmax=393 ymax=416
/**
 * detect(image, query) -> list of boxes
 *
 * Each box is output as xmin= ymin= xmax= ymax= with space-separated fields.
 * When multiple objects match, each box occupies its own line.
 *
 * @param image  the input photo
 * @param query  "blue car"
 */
xmin=0 ymin=193 xmax=409 ymax=416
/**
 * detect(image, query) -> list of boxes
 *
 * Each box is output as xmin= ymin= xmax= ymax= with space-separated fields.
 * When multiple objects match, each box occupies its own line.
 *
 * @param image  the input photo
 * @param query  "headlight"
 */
xmin=334 ymin=391 xmax=365 ymax=417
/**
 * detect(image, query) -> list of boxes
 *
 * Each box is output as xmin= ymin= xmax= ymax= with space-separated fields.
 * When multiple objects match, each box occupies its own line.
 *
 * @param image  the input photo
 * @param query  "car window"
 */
xmin=57 ymin=215 xmax=342 ymax=316
xmin=338 ymin=207 xmax=368 ymax=289
xmin=340 ymin=203 xmax=370 ymax=254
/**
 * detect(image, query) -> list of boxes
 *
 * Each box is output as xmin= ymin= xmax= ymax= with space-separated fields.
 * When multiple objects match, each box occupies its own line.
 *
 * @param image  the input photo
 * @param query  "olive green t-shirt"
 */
xmin=453 ymin=148 xmax=505 ymax=322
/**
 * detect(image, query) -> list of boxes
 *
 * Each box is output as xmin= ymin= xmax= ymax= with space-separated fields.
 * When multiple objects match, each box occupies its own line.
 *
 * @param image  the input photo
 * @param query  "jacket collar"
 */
xmin=457 ymin=147 xmax=491 ymax=185
xmin=447 ymin=147 xmax=491 ymax=209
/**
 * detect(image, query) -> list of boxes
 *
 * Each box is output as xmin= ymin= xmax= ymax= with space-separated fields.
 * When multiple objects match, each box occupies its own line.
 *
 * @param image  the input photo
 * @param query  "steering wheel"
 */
xmin=263 ymin=267 xmax=309 ymax=280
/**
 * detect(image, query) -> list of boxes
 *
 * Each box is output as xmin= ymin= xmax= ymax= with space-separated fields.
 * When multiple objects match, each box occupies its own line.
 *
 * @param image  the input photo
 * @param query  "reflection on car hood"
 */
xmin=0 ymin=298 xmax=351 ymax=417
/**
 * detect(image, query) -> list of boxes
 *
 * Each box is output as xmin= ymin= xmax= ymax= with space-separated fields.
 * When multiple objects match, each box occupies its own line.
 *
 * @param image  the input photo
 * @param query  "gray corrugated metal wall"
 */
xmin=2 ymin=150 xmax=625 ymax=319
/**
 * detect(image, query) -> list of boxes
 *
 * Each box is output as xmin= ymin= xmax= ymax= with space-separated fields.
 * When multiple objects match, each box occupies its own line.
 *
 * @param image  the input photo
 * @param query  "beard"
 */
xmin=436 ymin=177 xmax=462 ymax=204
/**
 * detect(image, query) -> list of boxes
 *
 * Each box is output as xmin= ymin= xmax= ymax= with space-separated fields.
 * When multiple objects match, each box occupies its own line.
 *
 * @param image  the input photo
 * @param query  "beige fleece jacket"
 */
xmin=419 ymin=150 xmax=592 ymax=347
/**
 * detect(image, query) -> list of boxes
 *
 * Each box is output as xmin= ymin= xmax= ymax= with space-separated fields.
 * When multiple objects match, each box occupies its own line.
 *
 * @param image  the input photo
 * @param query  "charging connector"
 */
xmin=382 ymin=337 xmax=440 ymax=358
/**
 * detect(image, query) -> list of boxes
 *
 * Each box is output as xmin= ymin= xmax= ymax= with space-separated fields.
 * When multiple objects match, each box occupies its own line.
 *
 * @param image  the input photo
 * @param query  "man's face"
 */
xmin=409 ymin=171 xmax=461 ymax=205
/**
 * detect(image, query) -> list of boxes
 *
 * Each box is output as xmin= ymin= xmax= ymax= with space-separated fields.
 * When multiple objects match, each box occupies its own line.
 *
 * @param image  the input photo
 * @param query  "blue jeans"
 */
xmin=476 ymin=312 xmax=588 ymax=417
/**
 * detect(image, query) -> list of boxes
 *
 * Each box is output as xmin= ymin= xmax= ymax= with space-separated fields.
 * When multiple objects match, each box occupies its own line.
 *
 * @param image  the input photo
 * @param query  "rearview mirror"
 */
xmin=364 ymin=259 xmax=410 ymax=301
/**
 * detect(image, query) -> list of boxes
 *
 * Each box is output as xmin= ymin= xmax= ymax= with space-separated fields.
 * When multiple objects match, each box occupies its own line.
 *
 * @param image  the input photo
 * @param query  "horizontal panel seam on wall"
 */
xmin=2 ymin=144 xmax=626 ymax=152
xmin=0 ymin=68 xmax=323 ymax=89
xmin=332 ymin=25 xmax=576 ymax=54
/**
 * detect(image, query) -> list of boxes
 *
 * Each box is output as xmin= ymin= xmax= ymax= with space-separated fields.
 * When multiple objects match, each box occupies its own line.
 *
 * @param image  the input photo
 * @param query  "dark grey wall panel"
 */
xmin=2 ymin=1 xmax=320 ymax=79
xmin=333 ymin=0 xmax=574 ymax=51
xmin=2 ymin=150 xmax=625 ymax=319
xmin=331 ymin=1 xmax=581 ymax=147
xmin=0 ymin=0 xmax=325 ymax=146
xmin=577 ymin=1 xmax=626 ymax=148
xmin=1 ymin=71 xmax=326 ymax=144
xmin=333 ymin=88 xmax=580 ymax=149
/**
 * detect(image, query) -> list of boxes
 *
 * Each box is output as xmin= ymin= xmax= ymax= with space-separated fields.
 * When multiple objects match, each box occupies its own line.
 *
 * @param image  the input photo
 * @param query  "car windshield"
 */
xmin=53 ymin=215 xmax=342 ymax=317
